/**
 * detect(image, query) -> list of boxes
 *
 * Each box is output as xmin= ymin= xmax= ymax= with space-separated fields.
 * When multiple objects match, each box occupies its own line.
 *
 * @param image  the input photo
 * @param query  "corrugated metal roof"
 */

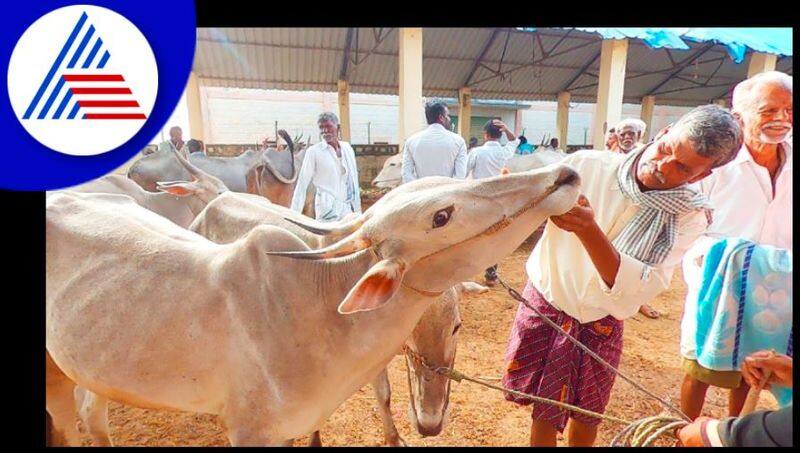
xmin=193 ymin=27 xmax=792 ymax=107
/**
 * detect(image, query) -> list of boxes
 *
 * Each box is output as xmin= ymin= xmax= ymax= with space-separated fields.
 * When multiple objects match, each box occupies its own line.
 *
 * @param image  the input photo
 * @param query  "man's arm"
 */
xmin=290 ymin=148 xmax=316 ymax=213
xmin=453 ymin=139 xmax=468 ymax=179
xmin=466 ymin=148 xmax=477 ymax=178
xmin=401 ymin=142 xmax=417 ymax=184
xmin=679 ymin=407 xmax=793 ymax=447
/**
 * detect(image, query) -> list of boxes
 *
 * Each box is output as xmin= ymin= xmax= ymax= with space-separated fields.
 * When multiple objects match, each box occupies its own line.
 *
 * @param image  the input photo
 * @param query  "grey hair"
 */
xmin=732 ymin=71 xmax=793 ymax=113
xmin=317 ymin=112 xmax=340 ymax=126
xmin=671 ymin=104 xmax=743 ymax=169
xmin=615 ymin=118 xmax=647 ymax=134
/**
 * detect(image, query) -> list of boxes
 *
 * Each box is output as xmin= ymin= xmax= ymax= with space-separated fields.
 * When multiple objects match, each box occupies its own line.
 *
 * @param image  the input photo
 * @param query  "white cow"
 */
xmin=46 ymin=164 xmax=580 ymax=446
xmin=59 ymin=149 xmax=228 ymax=228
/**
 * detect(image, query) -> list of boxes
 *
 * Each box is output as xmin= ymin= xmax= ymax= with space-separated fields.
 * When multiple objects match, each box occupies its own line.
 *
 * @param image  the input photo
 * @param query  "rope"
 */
xmin=495 ymin=275 xmax=691 ymax=422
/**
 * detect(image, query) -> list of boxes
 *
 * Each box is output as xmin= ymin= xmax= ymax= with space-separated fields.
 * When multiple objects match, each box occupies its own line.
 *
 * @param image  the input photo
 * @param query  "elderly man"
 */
xmin=158 ymin=126 xmax=186 ymax=156
xmin=615 ymin=118 xmax=647 ymax=153
xmin=502 ymin=105 xmax=742 ymax=447
xmin=679 ymin=71 xmax=793 ymax=421
xmin=401 ymin=100 xmax=467 ymax=183
xmin=291 ymin=112 xmax=361 ymax=222
xmin=466 ymin=119 xmax=519 ymax=286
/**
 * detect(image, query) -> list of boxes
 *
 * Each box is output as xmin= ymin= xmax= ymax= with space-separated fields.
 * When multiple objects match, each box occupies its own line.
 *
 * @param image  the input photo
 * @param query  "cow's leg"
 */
xmin=307 ymin=430 xmax=322 ymax=447
xmin=372 ymin=368 xmax=406 ymax=447
xmin=75 ymin=387 xmax=112 ymax=446
xmin=45 ymin=352 xmax=81 ymax=446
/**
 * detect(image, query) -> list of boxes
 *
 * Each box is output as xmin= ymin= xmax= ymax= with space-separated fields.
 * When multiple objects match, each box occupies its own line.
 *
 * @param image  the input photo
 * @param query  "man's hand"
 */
xmin=492 ymin=119 xmax=508 ymax=132
xmin=549 ymin=195 xmax=597 ymax=238
xmin=741 ymin=351 xmax=793 ymax=390
xmin=677 ymin=416 xmax=715 ymax=447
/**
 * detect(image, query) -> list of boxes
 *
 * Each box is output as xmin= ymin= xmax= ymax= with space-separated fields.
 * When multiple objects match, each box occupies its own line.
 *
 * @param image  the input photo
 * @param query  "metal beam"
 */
xmin=652 ymin=81 xmax=731 ymax=97
xmin=559 ymin=48 xmax=601 ymax=92
xmin=339 ymin=28 xmax=354 ymax=81
xmin=646 ymin=42 xmax=717 ymax=95
xmin=463 ymin=28 xmax=501 ymax=86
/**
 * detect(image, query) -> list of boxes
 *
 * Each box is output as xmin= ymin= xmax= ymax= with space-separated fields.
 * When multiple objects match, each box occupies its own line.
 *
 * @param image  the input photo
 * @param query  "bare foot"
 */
xmin=639 ymin=304 xmax=660 ymax=319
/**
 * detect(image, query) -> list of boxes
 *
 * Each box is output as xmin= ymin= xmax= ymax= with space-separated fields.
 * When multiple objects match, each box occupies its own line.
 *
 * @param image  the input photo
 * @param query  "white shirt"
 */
xmin=291 ymin=140 xmax=361 ymax=221
xmin=526 ymin=151 xmax=708 ymax=323
xmin=680 ymin=140 xmax=793 ymax=359
xmin=401 ymin=123 xmax=467 ymax=183
xmin=466 ymin=139 xmax=520 ymax=179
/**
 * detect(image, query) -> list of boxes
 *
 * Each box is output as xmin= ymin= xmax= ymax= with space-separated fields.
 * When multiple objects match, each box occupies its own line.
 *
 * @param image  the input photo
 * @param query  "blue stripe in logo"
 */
xmin=67 ymin=24 xmax=95 ymax=68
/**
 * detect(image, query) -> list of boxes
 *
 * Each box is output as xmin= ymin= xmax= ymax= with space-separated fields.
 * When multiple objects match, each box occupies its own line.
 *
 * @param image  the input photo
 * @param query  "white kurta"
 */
xmin=401 ymin=123 xmax=467 ymax=183
xmin=290 ymin=140 xmax=361 ymax=221
xmin=466 ymin=139 xmax=520 ymax=179
xmin=680 ymin=140 xmax=793 ymax=359
xmin=526 ymin=151 xmax=708 ymax=323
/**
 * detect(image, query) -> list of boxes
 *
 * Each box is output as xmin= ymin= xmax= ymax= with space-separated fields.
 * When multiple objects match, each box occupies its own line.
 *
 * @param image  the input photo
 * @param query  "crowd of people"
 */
xmin=168 ymin=70 xmax=791 ymax=447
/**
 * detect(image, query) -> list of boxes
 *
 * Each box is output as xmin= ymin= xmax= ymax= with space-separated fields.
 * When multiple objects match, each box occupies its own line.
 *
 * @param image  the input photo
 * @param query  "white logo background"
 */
xmin=7 ymin=5 xmax=158 ymax=156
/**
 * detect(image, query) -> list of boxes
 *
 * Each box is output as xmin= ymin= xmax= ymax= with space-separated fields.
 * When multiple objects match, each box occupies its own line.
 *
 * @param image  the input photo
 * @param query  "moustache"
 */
xmin=643 ymin=161 xmax=667 ymax=183
xmin=762 ymin=121 xmax=792 ymax=130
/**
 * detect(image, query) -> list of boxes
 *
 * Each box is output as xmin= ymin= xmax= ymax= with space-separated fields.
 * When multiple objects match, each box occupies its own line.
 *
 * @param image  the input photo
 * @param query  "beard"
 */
xmin=752 ymin=121 xmax=792 ymax=145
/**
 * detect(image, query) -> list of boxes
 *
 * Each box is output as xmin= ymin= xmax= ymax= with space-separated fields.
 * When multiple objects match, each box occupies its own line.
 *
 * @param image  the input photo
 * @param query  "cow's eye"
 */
xmin=432 ymin=206 xmax=454 ymax=228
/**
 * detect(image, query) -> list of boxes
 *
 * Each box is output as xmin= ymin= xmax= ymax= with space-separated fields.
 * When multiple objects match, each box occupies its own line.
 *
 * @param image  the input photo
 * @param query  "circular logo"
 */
xmin=7 ymin=5 xmax=158 ymax=156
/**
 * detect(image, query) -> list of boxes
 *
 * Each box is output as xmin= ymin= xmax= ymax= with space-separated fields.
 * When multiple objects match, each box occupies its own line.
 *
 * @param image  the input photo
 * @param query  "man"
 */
xmin=615 ymin=118 xmax=647 ymax=154
xmin=401 ymin=100 xmax=467 ymax=183
xmin=549 ymin=137 xmax=564 ymax=153
xmin=678 ymin=351 xmax=793 ymax=447
xmin=186 ymin=139 xmax=204 ymax=155
xmin=468 ymin=136 xmax=479 ymax=150
xmin=502 ymin=105 xmax=743 ymax=447
xmin=604 ymin=127 xmax=619 ymax=151
xmin=466 ymin=119 xmax=519 ymax=287
xmin=679 ymin=71 xmax=793 ymax=420
xmin=158 ymin=126 xmax=186 ymax=156
xmin=291 ymin=112 xmax=361 ymax=222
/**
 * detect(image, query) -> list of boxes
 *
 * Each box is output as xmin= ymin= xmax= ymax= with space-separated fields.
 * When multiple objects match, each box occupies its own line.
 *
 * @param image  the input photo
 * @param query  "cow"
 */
xmin=56 ymin=149 xmax=228 ymax=229
xmin=46 ymin=164 xmax=580 ymax=446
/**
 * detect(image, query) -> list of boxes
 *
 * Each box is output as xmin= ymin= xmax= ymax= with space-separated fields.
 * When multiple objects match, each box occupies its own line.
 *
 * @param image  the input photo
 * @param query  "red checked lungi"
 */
xmin=501 ymin=282 xmax=624 ymax=432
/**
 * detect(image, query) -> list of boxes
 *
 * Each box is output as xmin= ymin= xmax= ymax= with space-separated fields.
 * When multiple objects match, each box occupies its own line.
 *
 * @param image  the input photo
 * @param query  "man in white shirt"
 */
xmin=679 ymin=71 xmax=793 ymax=420
xmin=467 ymin=119 xmax=519 ymax=286
xmin=158 ymin=126 xmax=186 ymax=157
xmin=615 ymin=118 xmax=647 ymax=154
xmin=401 ymin=100 xmax=467 ymax=183
xmin=501 ymin=105 xmax=743 ymax=446
xmin=291 ymin=112 xmax=361 ymax=221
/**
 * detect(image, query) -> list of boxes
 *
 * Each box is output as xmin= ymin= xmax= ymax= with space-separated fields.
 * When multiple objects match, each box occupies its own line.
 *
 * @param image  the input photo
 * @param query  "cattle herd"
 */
xmin=45 ymin=137 xmax=579 ymax=446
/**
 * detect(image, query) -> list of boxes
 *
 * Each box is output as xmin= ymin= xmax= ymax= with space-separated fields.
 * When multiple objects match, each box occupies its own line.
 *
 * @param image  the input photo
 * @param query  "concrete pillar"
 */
xmin=186 ymin=72 xmax=205 ymax=142
xmin=337 ymin=80 xmax=351 ymax=142
xmin=592 ymin=39 xmax=629 ymax=150
xmin=640 ymin=95 xmax=656 ymax=142
xmin=556 ymin=91 xmax=570 ymax=149
xmin=714 ymin=98 xmax=728 ymax=108
xmin=514 ymin=109 xmax=523 ymax=136
xmin=747 ymin=52 xmax=777 ymax=78
xmin=398 ymin=28 xmax=424 ymax=145
xmin=457 ymin=87 xmax=472 ymax=144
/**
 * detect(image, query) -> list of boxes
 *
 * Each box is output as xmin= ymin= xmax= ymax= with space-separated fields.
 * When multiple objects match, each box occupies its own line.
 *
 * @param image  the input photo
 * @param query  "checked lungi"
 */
xmin=501 ymin=282 xmax=624 ymax=432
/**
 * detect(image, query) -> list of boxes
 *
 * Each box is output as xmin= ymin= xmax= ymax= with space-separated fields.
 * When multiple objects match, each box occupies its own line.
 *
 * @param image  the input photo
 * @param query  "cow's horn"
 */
xmin=266 ymin=235 xmax=372 ymax=260
xmin=283 ymin=213 xmax=367 ymax=237
xmin=171 ymin=147 xmax=203 ymax=179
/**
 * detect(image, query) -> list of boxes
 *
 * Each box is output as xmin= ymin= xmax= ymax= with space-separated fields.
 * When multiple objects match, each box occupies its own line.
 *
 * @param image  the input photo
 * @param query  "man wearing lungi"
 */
xmin=502 ymin=105 xmax=744 ymax=446
xmin=679 ymin=71 xmax=793 ymax=420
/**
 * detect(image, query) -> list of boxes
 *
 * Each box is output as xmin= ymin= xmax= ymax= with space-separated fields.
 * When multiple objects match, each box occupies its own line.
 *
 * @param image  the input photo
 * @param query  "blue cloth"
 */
xmin=694 ymin=238 xmax=793 ymax=406
xmin=516 ymin=143 xmax=535 ymax=155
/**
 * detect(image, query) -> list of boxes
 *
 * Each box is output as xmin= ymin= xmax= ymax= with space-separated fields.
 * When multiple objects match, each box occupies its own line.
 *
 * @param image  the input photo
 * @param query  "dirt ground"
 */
xmin=77 ymin=232 xmax=778 ymax=446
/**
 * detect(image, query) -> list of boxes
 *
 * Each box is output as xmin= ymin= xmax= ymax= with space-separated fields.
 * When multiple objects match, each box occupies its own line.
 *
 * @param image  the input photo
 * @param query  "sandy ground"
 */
xmin=76 ymin=232 xmax=778 ymax=446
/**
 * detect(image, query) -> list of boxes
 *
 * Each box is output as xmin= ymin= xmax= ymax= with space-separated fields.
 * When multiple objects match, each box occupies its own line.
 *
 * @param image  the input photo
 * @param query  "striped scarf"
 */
xmin=613 ymin=145 xmax=712 ymax=265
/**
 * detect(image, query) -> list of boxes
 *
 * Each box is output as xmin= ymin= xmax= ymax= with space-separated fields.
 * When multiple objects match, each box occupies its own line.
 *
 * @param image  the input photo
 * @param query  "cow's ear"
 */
xmin=338 ymin=259 xmax=406 ymax=314
xmin=156 ymin=181 xmax=198 ymax=197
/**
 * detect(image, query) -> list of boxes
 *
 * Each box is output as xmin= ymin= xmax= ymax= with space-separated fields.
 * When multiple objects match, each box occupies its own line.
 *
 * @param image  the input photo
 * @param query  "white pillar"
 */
xmin=186 ymin=72 xmax=205 ymax=142
xmin=457 ymin=87 xmax=472 ymax=144
xmin=747 ymin=52 xmax=777 ymax=78
xmin=592 ymin=39 xmax=629 ymax=150
xmin=337 ymin=80 xmax=351 ymax=142
xmin=556 ymin=91 xmax=570 ymax=149
xmin=398 ymin=28 xmax=424 ymax=146
xmin=640 ymin=95 xmax=656 ymax=142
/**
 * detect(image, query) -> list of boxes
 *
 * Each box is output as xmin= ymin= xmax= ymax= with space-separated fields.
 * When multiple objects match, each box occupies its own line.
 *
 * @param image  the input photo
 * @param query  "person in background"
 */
xmin=401 ymin=100 xmax=467 ymax=183
xmin=466 ymin=119 xmax=519 ymax=287
xmin=677 ymin=351 xmax=792 ymax=447
xmin=186 ymin=139 xmax=204 ymax=155
xmin=604 ymin=127 xmax=619 ymax=152
xmin=517 ymin=135 xmax=535 ymax=154
xmin=158 ymin=126 xmax=186 ymax=157
xmin=679 ymin=71 xmax=793 ymax=421
xmin=549 ymin=137 xmax=565 ymax=153
xmin=468 ymin=136 xmax=479 ymax=150
xmin=614 ymin=119 xmax=647 ymax=154
xmin=291 ymin=112 xmax=361 ymax=222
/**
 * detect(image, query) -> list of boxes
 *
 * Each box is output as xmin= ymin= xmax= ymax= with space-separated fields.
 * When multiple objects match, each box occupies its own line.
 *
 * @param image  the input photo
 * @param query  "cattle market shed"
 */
xmin=189 ymin=27 xmax=792 ymax=150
